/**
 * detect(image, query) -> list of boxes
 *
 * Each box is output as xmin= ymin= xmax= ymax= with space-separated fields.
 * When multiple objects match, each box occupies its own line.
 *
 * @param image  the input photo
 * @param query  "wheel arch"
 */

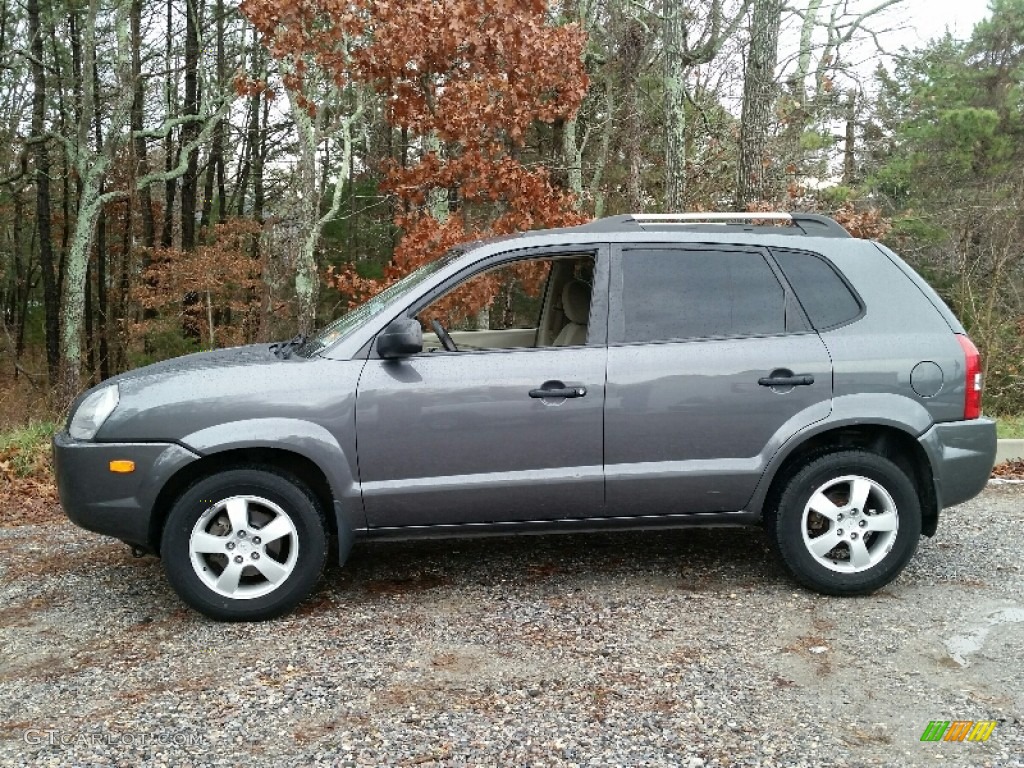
xmin=755 ymin=423 xmax=939 ymax=537
xmin=148 ymin=446 xmax=358 ymax=555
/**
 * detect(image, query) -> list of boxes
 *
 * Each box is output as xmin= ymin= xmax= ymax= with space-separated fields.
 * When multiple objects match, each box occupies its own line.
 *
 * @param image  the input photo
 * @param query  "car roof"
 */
xmin=457 ymin=213 xmax=860 ymax=257
xmin=547 ymin=212 xmax=852 ymax=239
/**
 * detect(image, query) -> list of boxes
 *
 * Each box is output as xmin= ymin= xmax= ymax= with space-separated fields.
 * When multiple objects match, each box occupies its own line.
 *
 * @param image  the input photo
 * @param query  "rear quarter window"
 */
xmin=614 ymin=248 xmax=786 ymax=342
xmin=771 ymin=248 xmax=862 ymax=330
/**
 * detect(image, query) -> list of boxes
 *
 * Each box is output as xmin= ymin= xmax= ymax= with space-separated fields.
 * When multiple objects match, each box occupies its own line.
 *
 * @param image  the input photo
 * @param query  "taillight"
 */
xmin=956 ymin=334 xmax=982 ymax=419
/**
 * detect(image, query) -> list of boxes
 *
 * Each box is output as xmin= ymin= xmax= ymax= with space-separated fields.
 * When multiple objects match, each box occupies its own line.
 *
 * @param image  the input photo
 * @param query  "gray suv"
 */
xmin=53 ymin=212 xmax=997 ymax=620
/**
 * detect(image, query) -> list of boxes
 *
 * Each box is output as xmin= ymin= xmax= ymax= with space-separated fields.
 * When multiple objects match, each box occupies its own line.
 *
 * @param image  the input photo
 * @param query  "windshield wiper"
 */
xmin=270 ymin=333 xmax=307 ymax=359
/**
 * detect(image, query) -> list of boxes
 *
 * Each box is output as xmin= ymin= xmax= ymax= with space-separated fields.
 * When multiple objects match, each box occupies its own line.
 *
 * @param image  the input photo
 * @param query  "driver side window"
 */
xmin=418 ymin=255 xmax=595 ymax=352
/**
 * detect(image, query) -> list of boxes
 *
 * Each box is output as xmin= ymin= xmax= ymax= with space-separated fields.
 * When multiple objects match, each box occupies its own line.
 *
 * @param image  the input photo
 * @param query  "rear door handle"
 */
xmin=529 ymin=385 xmax=587 ymax=399
xmin=758 ymin=374 xmax=814 ymax=387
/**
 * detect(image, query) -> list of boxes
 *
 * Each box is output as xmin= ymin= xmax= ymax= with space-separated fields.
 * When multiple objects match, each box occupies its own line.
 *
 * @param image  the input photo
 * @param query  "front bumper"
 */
xmin=53 ymin=432 xmax=200 ymax=548
xmin=918 ymin=417 xmax=997 ymax=510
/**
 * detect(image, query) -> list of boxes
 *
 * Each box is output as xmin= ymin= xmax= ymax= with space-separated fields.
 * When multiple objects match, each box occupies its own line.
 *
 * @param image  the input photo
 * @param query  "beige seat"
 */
xmin=552 ymin=280 xmax=591 ymax=347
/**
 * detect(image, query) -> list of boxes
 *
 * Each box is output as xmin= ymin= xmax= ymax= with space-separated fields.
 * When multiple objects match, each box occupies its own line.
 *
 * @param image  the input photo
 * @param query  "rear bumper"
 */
xmin=53 ymin=432 xmax=200 ymax=548
xmin=918 ymin=418 xmax=997 ymax=510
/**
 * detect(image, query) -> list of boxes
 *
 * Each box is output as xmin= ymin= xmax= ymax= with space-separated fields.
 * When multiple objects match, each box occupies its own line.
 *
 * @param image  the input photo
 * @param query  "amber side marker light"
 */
xmin=109 ymin=460 xmax=135 ymax=473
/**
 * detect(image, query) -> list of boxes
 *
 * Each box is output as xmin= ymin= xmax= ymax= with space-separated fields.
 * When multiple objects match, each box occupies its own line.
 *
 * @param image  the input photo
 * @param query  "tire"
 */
xmin=161 ymin=468 xmax=328 ymax=621
xmin=772 ymin=450 xmax=921 ymax=596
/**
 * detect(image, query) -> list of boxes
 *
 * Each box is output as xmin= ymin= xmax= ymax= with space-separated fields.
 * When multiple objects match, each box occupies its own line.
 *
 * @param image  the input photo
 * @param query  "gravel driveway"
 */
xmin=1 ymin=486 xmax=1022 ymax=767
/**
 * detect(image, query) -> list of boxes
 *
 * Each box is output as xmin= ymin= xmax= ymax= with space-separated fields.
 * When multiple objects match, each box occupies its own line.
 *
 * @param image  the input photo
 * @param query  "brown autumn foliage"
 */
xmin=746 ymin=198 xmax=890 ymax=241
xmin=241 ymin=0 xmax=588 ymax=319
xmin=830 ymin=203 xmax=891 ymax=241
xmin=348 ymin=0 xmax=590 ymax=316
xmin=134 ymin=219 xmax=265 ymax=347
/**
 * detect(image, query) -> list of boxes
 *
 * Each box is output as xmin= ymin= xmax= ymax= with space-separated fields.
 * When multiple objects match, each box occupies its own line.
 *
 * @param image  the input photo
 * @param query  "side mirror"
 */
xmin=377 ymin=316 xmax=423 ymax=359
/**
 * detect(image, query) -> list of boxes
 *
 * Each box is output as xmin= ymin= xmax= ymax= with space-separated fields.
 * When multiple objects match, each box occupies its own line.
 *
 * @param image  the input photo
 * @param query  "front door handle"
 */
xmin=758 ymin=374 xmax=814 ymax=387
xmin=529 ymin=384 xmax=587 ymax=399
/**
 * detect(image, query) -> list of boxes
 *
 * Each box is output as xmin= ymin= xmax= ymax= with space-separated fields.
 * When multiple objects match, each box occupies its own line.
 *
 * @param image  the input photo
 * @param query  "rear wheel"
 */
xmin=162 ymin=468 xmax=327 ymax=621
xmin=772 ymin=451 xmax=921 ymax=595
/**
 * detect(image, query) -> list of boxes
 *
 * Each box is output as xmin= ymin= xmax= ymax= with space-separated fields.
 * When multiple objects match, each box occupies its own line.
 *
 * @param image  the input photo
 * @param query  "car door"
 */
xmin=355 ymin=248 xmax=609 ymax=528
xmin=604 ymin=244 xmax=833 ymax=515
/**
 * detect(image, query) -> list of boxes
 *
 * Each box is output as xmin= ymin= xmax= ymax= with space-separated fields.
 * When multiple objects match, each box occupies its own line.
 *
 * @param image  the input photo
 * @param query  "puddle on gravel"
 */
xmin=945 ymin=605 xmax=1024 ymax=667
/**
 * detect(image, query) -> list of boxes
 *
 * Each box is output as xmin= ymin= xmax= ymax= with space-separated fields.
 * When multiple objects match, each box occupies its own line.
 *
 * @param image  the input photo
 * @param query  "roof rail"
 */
xmin=633 ymin=212 xmax=794 ymax=223
xmin=577 ymin=212 xmax=851 ymax=238
xmin=632 ymin=212 xmax=850 ymax=237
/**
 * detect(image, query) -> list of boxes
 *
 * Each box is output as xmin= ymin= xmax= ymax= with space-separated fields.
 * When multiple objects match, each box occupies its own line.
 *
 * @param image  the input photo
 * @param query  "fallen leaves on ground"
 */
xmin=0 ymin=477 xmax=60 ymax=526
xmin=992 ymin=459 xmax=1024 ymax=480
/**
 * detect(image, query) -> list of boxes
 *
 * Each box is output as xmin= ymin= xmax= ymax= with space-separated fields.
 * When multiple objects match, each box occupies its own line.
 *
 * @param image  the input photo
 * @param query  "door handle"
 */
xmin=529 ymin=386 xmax=587 ymax=399
xmin=758 ymin=374 xmax=814 ymax=387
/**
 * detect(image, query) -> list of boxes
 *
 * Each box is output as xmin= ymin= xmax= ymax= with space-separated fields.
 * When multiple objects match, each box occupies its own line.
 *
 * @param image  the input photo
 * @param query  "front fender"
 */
xmin=181 ymin=417 xmax=365 ymax=534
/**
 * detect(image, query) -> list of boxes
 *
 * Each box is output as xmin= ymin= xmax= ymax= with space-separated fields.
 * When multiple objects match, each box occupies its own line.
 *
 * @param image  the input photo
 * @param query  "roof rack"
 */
xmin=577 ymin=212 xmax=851 ymax=238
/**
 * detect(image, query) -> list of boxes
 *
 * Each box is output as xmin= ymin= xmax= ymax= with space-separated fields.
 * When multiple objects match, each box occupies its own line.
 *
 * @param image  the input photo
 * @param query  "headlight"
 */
xmin=69 ymin=385 xmax=119 ymax=440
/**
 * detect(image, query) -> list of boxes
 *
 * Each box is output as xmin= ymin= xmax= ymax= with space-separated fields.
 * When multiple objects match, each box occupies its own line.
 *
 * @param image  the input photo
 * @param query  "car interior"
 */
xmin=419 ymin=254 xmax=595 ymax=352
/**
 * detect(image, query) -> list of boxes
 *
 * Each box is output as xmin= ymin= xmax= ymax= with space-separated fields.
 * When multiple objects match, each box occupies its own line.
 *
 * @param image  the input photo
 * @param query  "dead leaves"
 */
xmin=316 ymin=1 xmax=588 ymax=312
xmin=134 ymin=218 xmax=265 ymax=347
xmin=0 ymin=475 xmax=59 ymax=526
xmin=830 ymin=202 xmax=891 ymax=240
xmin=992 ymin=459 xmax=1024 ymax=479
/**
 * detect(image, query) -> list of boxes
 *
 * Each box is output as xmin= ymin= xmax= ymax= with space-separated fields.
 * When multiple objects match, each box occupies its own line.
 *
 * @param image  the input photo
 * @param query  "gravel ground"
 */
xmin=1 ymin=486 xmax=1022 ymax=768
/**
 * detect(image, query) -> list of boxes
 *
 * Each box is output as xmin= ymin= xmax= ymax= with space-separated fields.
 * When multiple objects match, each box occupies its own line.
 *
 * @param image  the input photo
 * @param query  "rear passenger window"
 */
xmin=772 ymin=249 xmax=862 ymax=330
xmin=613 ymin=248 xmax=786 ymax=343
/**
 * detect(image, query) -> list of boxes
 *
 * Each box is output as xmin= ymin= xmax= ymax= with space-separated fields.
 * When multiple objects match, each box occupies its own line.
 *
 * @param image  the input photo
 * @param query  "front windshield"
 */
xmin=296 ymin=249 xmax=464 ymax=357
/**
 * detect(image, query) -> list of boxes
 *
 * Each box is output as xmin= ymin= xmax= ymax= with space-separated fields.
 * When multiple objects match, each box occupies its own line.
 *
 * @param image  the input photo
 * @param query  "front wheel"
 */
xmin=772 ymin=451 xmax=921 ymax=595
xmin=162 ymin=468 xmax=328 ymax=621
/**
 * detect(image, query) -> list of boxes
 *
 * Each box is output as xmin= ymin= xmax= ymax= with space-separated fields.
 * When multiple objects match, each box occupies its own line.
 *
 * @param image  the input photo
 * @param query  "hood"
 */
xmin=108 ymin=344 xmax=285 ymax=389
xmin=92 ymin=342 xmax=346 ymax=443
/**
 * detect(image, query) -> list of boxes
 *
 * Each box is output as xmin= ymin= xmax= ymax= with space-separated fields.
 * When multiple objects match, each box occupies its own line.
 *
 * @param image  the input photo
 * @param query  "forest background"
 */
xmin=1 ymin=0 xmax=1022 ymax=453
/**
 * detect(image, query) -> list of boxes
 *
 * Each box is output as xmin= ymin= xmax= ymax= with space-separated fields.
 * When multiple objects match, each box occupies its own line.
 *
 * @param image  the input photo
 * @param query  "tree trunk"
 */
xmin=160 ymin=0 xmax=177 ymax=248
xmin=52 ymin=16 xmax=70 ymax=306
xmin=251 ymin=79 xmax=268 ymax=341
xmin=842 ymin=90 xmax=857 ymax=185
xmin=663 ymin=2 xmax=687 ymax=211
xmin=27 ymin=0 xmax=59 ymax=381
xmin=289 ymin=84 xmax=361 ymax=336
xmin=425 ymin=133 xmax=448 ymax=221
xmin=737 ymin=0 xmax=784 ymax=209
xmin=58 ymin=0 xmax=133 ymax=404
xmin=250 ymin=101 xmax=269 ymax=344
xmin=180 ymin=0 xmax=201 ymax=251
xmin=117 ymin=198 xmax=133 ymax=371
xmin=200 ymin=123 xmax=224 ymax=229
xmin=10 ymin=194 xmax=27 ymax=360
xmin=255 ymin=90 xmax=267 ymax=223
xmin=617 ymin=20 xmax=646 ymax=212
xmin=59 ymin=0 xmax=102 ymax=403
xmin=232 ymin=100 xmax=253 ymax=217
xmin=85 ymin=259 xmax=95 ymax=380
xmin=131 ymin=0 xmax=155 ymax=249
xmin=200 ymin=0 xmax=225 ymax=230
xmin=93 ymin=60 xmax=109 ymax=380
xmin=563 ymin=115 xmax=583 ymax=208
xmin=234 ymin=30 xmax=262 ymax=218
xmin=588 ymin=84 xmax=615 ymax=218
xmin=292 ymin=105 xmax=319 ymax=336
xmin=60 ymin=187 xmax=104 ymax=402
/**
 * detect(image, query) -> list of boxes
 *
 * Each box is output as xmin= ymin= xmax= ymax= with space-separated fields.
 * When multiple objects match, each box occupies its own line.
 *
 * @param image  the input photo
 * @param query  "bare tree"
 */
xmin=242 ymin=2 xmax=367 ymax=336
xmin=664 ymin=0 xmax=751 ymax=210
xmin=779 ymin=0 xmax=906 ymax=182
xmin=285 ymin=79 xmax=364 ymax=336
xmin=53 ymin=0 xmax=232 ymax=404
xmin=26 ymin=0 xmax=59 ymax=380
xmin=737 ymin=0 xmax=784 ymax=207
xmin=180 ymin=0 xmax=202 ymax=251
